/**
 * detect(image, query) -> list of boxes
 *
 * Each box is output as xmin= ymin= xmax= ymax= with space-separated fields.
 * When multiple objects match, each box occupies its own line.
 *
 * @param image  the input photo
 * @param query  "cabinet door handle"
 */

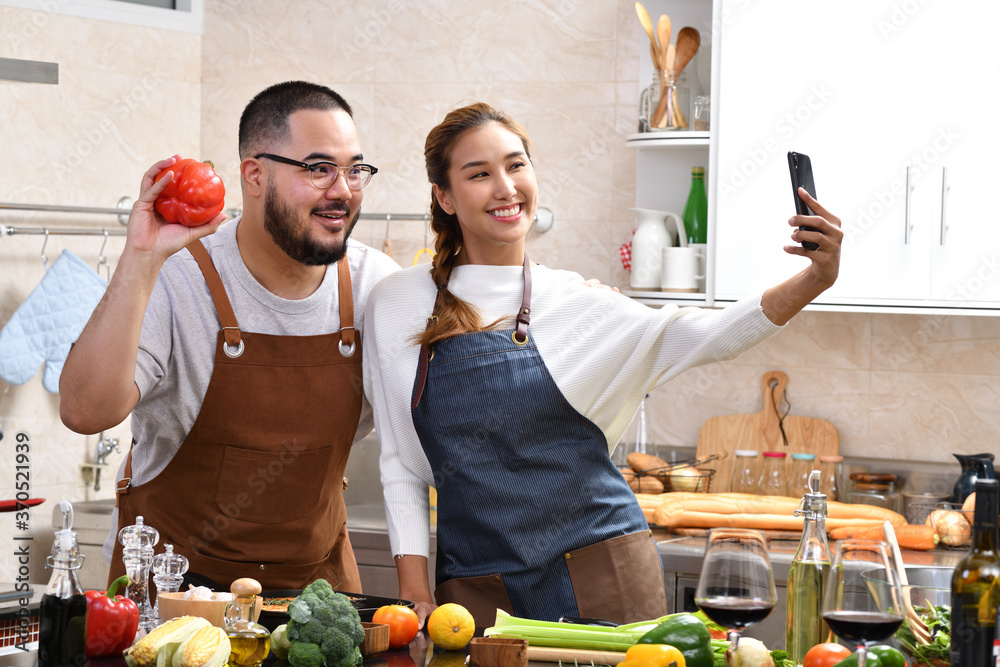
xmin=940 ymin=167 xmax=950 ymax=246
xmin=904 ymin=166 xmax=915 ymax=245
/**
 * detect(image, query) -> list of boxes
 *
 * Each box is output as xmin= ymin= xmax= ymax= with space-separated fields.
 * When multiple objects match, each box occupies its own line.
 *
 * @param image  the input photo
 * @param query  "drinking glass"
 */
xmin=822 ymin=540 xmax=903 ymax=667
xmin=695 ymin=528 xmax=777 ymax=667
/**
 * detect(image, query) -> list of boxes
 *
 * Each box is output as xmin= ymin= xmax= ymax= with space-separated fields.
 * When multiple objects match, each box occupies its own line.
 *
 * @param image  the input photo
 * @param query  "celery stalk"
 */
xmin=483 ymin=610 xmax=652 ymax=652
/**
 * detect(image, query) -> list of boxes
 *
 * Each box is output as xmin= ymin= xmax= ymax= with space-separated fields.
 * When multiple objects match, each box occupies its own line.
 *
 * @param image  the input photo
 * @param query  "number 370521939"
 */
xmin=14 ymin=432 xmax=31 ymax=521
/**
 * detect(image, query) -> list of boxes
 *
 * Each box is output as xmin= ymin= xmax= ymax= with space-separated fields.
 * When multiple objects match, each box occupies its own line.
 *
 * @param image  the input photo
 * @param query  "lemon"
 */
xmin=427 ymin=603 xmax=475 ymax=651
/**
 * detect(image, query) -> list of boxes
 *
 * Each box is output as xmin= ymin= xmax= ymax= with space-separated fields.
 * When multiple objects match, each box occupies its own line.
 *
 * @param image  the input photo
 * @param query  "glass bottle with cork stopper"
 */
xmin=39 ymin=500 xmax=87 ymax=667
xmin=786 ymin=470 xmax=833 ymax=664
xmin=225 ymin=577 xmax=270 ymax=667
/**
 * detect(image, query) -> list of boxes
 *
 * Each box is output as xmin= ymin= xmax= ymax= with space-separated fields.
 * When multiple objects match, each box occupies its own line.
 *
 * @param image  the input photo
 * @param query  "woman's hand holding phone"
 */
xmin=785 ymin=187 xmax=842 ymax=290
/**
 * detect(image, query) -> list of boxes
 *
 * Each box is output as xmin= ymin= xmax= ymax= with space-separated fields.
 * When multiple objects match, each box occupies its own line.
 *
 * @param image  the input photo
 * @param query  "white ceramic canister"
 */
xmin=629 ymin=208 xmax=682 ymax=290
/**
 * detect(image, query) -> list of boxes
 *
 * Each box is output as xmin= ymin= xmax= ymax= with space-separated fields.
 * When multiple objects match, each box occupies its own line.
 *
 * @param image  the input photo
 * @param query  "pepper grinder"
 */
xmin=118 ymin=515 xmax=159 ymax=632
xmin=151 ymin=544 xmax=188 ymax=625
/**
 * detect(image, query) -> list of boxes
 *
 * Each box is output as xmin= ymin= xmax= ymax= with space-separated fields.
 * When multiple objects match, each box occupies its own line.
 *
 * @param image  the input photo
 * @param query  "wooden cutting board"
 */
xmin=526 ymin=646 xmax=627 ymax=664
xmin=695 ymin=370 xmax=839 ymax=493
xmin=667 ymin=526 xmax=803 ymax=541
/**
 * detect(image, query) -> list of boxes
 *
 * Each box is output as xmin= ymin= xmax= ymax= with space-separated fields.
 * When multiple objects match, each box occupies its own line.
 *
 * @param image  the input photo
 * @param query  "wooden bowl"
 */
xmin=156 ymin=592 xmax=261 ymax=628
xmin=469 ymin=637 xmax=528 ymax=667
xmin=360 ymin=622 xmax=390 ymax=656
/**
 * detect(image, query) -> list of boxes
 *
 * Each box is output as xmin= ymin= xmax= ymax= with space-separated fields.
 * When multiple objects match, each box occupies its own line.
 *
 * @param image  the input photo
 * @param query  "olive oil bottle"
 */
xmin=786 ymin=471 xmax=832 ymax=664
xmin=951 ymin=478 xmax=999 ymax=666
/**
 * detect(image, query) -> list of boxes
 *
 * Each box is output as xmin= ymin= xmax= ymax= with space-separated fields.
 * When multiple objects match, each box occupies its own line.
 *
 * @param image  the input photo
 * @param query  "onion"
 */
xmin=926 ymin=509 xmax=971 ymax=546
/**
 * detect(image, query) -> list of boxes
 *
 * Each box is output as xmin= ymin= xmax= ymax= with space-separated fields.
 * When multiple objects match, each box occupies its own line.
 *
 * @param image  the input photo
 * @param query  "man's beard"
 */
xmin=263 ymin=182 xmax=360 ymax=266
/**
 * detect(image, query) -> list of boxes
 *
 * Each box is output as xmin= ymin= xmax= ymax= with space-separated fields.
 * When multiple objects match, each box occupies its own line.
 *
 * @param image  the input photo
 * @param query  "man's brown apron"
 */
xmin=110 ymin=240 xmax=363 ymax=592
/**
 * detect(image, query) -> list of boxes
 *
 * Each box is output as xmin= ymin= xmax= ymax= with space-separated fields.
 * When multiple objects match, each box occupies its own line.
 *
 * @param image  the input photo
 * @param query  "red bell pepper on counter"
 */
xmin=85 ymin=574 xmax=139 ymax=657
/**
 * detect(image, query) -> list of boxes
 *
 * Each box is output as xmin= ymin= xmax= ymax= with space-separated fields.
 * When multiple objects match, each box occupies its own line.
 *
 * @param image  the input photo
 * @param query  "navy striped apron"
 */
xmin=410 ymin=256 xmax=668 ymax=624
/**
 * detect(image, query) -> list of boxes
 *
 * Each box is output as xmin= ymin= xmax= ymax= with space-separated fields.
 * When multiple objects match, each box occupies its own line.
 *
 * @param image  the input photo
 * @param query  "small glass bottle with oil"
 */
xmin=786 ymin=470 xmax=832 ymax=665
xmin=224 ymin=577 xmax=270 ymax=667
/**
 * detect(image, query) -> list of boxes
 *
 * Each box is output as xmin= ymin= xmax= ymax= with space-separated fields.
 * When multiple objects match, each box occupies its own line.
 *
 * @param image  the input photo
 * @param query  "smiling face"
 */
xmin=434 ymin=122 xmax=538 ymax=266
xmin=259 ymin=108 xmax=364 ymax=265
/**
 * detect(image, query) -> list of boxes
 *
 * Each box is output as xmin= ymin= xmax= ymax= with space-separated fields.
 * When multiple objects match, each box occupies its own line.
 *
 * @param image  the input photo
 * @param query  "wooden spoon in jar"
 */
xmin=635 ymin=2 xmax=661 ymax=66
xmin=656 ymin=14 xmax=672 ymax=73
xmin=671 ymin=27 xmax=701 ymax=129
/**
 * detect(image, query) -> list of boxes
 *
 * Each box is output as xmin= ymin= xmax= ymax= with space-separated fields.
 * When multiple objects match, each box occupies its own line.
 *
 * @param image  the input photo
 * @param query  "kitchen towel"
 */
xmin=0 ymin=249 xmax=107 ymax=393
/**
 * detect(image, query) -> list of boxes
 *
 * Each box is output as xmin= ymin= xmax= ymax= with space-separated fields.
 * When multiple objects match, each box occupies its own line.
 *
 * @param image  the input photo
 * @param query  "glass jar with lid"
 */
xmin=758 ymin=451 xmax=788 ymax=496
xmin=730 ymin=449 xmax=759 ymax=494
xmin=789 ymin=453 xmax=817 ymax=498
xmin=847 ymin=473 xmax=901 ymax=513
xmin=818 ymin=455 xmax=843 ymax=501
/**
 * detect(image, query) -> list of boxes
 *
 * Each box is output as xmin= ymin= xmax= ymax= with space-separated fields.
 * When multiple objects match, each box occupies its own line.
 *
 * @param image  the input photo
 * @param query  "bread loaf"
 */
xmin=649 ymin=492 xmax=907 ymax=531
xmin=626 ymin=451 xmax=671 ymax=472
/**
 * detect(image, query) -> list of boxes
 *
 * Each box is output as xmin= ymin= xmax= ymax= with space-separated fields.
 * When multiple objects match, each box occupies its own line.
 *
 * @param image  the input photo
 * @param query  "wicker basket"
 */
xmin=654 ymin=467 xmax=715 ymax=493
xmin=910 ymin=501 xmax=974 ymax=548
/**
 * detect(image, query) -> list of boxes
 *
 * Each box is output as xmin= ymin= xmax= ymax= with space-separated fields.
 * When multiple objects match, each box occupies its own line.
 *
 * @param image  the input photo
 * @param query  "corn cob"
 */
xmin=125 ymin=616 xmax=211 ymax=667
xmin=171 ymin=626 xmax=231 ymax=667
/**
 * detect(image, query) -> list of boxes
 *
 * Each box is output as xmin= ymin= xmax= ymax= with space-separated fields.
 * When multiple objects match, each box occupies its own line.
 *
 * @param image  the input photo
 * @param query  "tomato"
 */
xmin=154 ymin=158 xmax=225 ymax=226
xmin=372 ymin=604 xmax=420 ymax=649
xmin=803 ymin=642 xmax=852 ymax=667
xmin=624 ymin=643 xmax=687 ymax=667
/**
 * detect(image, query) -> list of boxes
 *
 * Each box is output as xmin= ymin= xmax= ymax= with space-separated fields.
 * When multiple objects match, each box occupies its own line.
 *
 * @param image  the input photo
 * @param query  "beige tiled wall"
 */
xmin=1 ymin=0 xmax=996 ymax=585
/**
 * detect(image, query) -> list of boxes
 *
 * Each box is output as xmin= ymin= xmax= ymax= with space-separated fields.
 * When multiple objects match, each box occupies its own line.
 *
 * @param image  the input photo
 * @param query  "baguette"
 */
xmin=619 ymin=466 xmax=665 ymax=494
xmin=659 ymin=492 xmax=906 ymax=525
xmin=650 ymin=492 xmax=906 ymax=531
xmin=652 ymin=506 xmax=893 ymax=532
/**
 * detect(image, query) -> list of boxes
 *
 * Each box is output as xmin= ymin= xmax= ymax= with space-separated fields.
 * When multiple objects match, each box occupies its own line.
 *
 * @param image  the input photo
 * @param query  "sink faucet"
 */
xmin=93 ymin=432 xmax=122 ymax=492
xmin=96 ymin=432 xmax=121 ymax=465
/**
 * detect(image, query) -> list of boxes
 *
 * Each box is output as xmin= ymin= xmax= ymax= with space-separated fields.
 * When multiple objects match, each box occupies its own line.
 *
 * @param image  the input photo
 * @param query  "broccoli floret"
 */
xmin=288 ymin=642 xmax=325 ymax=667
xmin=283 ymin=579 xmax=365 ymax=667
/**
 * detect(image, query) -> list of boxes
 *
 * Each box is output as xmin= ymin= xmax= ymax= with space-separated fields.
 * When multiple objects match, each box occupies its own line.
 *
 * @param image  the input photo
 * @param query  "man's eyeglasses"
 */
xmin=254 ymin=153 xmax=378 ymax=190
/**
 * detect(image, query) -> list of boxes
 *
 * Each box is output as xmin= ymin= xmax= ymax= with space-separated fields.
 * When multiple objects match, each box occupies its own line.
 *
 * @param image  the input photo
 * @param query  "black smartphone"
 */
xmin=787 ymin=151 xmax=819 ymax=251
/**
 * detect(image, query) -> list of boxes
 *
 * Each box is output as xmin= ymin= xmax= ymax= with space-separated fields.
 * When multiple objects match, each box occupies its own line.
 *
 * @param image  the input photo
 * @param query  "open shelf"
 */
xmin=626 ymin=131 xmax=710 ymax=148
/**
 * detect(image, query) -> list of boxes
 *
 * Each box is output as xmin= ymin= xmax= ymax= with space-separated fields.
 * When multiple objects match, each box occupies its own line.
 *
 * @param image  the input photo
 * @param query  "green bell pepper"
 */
xmin=866 ymin=645 xmax=906 ymax=667
xmin=833 ymin=650 xmax=886 ymax=667
xmin=637 ymin=613 xmax=713 ymax=667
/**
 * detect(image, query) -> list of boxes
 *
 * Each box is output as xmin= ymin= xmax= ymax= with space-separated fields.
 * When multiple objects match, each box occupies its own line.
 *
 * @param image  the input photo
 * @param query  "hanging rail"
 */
xmin=0 ymin=201 xmax=554 ymax=235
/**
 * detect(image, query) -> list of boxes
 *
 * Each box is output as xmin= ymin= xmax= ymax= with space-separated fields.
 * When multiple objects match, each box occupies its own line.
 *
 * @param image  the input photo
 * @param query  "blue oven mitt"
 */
xmin=0 ymin=249 xmax=107 ymax=393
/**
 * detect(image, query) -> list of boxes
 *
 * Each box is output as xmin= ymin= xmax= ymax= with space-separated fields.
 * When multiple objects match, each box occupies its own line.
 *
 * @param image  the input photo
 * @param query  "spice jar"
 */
xmin=818 ymin=455 xmax=843 ymax=501
xmin=847 ymin=473 xmax=901 ymax=513
xmin=730 ymin=449 xmax=759 ymax=494
xmin=789 ymin=453 xmax=817 ymax=498
xmin=758 ymin=451 xmax=788 ymax=496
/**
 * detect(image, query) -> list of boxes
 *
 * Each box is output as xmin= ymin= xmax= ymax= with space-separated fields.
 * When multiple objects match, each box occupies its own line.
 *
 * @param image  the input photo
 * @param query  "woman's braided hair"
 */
xmin=415 ymin=102 xmax=533 ymax=348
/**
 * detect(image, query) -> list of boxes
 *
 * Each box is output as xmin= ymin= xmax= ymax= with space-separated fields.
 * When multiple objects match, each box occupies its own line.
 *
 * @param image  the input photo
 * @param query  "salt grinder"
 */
xmin=152 ymin=544 xmax=188 ymax=625
xmin=118 ymin=515 xmax=159 ymax=632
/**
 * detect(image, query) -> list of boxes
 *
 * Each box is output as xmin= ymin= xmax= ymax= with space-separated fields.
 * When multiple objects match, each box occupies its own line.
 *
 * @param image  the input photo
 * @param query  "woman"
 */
xmin=363 ymin=103 xmax=842 ymax=626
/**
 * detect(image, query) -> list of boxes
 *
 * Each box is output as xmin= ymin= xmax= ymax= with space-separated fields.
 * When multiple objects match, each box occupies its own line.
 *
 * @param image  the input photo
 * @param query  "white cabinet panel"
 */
xmin=713 ymin=0 xmax=1000 ymax=309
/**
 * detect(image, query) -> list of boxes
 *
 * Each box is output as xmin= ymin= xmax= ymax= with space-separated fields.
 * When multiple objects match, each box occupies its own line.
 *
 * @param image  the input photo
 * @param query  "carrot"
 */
xmin=828 ymin=524 xmax=939 ymax=550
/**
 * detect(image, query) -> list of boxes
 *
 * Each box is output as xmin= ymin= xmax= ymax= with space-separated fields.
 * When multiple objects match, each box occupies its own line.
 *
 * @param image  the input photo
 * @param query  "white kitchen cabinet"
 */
xmin=712 ymin=0 xmax=1000 ymax=310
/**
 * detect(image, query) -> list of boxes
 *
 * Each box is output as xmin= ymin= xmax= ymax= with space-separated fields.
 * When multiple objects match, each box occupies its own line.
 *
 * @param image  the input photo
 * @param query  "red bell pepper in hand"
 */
xmin=85 ymin=574 xmax=139 ymax=657
xmin=154 ymin=158 xmax=226 ymax=226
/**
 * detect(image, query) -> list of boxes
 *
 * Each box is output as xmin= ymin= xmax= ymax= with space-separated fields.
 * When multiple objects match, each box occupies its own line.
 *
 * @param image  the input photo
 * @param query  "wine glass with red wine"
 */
xmin=821 ymin=540 xmax=903 ymax=667
xmin=694 ymin=529 xmax=777 ymax=667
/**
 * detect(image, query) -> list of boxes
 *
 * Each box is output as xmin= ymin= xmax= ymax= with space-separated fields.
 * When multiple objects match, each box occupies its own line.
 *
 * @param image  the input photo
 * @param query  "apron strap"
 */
xmin=412 ymin=253 xmax=532 ymax=409
xmin=336 ymin=257 xmax=356 ymax=355
xmin=115 ymin=439 xmax=136 ymax=506
xmin=188 ymin=240 xmax=242 ymax=350
xmin=513 ymin=252 xmax=532 ymax=344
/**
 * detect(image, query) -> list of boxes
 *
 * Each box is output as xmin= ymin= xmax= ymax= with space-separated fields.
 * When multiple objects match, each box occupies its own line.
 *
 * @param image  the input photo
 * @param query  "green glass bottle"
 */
xmin=682 ymin=167 xmax=708 ymax=245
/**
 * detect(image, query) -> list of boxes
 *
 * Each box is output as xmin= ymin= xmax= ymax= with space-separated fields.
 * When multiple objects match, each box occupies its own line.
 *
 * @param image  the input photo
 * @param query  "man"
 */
xmin=59 ymin=81 xmax=398 ymax=591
